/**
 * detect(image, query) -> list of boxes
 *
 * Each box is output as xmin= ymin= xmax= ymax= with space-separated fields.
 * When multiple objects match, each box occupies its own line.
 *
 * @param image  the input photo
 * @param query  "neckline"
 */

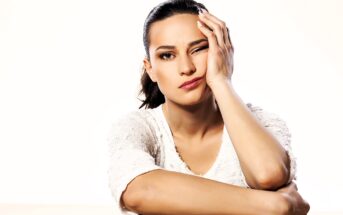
xmin=157 ymin=104 xmax=226 ymax=177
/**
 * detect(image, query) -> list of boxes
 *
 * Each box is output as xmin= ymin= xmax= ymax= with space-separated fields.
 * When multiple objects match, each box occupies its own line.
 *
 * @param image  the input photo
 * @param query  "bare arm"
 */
xmin=122 ymin=169 xmax=288 ymax=215
xmin=210 ymin=80 xmax=290 ymax=190
xmin=197 ymin=10 xmax=290 ymax=190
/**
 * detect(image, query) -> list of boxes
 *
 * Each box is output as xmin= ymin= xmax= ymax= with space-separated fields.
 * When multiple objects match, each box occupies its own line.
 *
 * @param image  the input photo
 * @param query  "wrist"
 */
xmin=207 ymin=75 xmax=231 ymax=89
xmin=207 ymin=77 xmax=235 ymax=98
xmin=247 ymin=190 xmax=291 ymax=215
xmin=269 ymin=193 xmax=292 ymax=215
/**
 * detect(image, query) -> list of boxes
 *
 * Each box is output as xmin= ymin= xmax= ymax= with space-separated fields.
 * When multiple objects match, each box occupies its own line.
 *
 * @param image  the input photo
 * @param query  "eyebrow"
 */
xmin=155 ymin=38 xmax=208 ymax=51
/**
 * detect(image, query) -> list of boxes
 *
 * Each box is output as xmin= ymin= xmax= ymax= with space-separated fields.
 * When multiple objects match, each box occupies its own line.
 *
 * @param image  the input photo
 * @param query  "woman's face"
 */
xmin=144 ymin=13 xmax=211 ymax=106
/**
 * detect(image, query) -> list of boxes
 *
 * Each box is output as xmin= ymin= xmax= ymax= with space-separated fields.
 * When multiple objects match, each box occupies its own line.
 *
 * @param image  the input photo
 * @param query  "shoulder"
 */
xmin=113 ymin=108 xmax=152 ymax=127
xmin=246 ymin=102 xmax=291 ymax=144
xmin=247 ymin=103 xmax=289 ymax=128
xmin=107 ymin=107 xmax=161 ymax=142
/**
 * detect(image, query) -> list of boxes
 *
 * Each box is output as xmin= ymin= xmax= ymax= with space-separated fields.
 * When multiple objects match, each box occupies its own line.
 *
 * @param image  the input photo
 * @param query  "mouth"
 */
xmin=179 ymin=77 xmax=203 ymax=90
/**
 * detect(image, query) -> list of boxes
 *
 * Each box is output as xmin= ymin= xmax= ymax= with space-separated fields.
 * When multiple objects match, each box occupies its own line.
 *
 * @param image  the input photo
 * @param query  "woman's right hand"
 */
xmin=276 ymin=181 xmax=310 ymax=215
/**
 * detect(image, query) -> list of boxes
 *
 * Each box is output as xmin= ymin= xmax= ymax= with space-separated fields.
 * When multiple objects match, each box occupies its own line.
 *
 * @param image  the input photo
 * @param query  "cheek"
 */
xmin=156 ymin=71 xmax=169 ymax=85
xmin=154 ymin=61 xmax=177 ymax=82
xmin=154 ymin=67 xmax=175 ymax=92
xmin=193 ymin=53 xmax=208 ymax=70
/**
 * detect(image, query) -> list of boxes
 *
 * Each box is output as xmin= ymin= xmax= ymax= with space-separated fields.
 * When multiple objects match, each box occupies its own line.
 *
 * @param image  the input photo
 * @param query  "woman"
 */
xmin=108 ymin=0 xmax=310 ymax=214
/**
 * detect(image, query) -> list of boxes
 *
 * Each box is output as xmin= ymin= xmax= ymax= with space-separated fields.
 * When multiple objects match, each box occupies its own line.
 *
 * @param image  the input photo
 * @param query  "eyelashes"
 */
xmin=159 ymin=53 xmax=174 ymax=61
xmin=158 ymin=45 xmax=209 ymax=61
xmin=194 ymin=45 xmax=209 ymax=53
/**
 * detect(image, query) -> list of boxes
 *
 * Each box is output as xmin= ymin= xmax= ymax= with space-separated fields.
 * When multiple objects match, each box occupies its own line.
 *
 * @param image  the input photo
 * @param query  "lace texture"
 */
xmin=107 ymin=103 xmax=297 ymax=214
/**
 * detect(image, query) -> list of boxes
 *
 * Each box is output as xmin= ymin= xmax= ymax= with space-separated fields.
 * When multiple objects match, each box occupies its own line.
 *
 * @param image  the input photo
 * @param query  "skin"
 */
xmin=122 ymin=9 xmax=310 ymax=215
xmin=145 ymin=12 xmax=288 ymax=189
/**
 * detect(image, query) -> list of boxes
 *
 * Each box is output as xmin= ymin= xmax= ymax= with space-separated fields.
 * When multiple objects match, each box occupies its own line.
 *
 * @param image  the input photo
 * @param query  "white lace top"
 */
xmin=107 ymin=103 xmax=297 ymax=214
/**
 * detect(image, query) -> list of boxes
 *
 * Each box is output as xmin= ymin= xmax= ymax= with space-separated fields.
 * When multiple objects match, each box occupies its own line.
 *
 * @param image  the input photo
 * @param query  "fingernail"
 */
xmin=197 ymin=20 xmax=203 ymax=27
xmin=199 ymin=8 xmax=207 ymax=14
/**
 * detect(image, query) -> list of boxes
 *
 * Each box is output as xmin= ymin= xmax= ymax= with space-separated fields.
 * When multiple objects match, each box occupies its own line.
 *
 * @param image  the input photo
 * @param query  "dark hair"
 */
xmin=138 ymin=0 xmax=208 ymax=109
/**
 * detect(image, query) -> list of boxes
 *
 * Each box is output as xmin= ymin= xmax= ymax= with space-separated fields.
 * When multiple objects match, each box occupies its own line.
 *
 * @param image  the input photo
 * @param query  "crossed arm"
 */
xmin=118 ymin=80 xmax=295 ymax=215
xmin=121 ymin=169 xmax=291 ymax=215
xmin=119 ymin=82 xmax=294 ymax=214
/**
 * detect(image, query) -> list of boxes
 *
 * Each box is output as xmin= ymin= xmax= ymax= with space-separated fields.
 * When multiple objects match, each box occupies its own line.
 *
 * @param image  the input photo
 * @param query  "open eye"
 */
xmin=159 ymin=53 xmax=175 ymax=61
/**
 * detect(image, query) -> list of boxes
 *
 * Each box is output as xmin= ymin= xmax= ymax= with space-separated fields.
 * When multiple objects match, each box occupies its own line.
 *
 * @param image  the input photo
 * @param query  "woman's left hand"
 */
xmin=197 ymin=9 xmax=234 ymax=88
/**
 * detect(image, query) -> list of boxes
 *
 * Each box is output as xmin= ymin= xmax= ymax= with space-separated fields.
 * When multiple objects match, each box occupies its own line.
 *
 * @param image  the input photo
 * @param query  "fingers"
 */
xmin=196 ymin=20 xmax=221 ymax=54
xmin=304 ymin=199 xmax=311 ymax=213
xmin=198 ymin=10 xmax=233 ymax=51
xmin=204 ymin=12 xmax=232 ymax=49
xmin=226 ymin=27 xmax=234 ymax=52
xmin=198 ymin=12 xmax=225 ymax=48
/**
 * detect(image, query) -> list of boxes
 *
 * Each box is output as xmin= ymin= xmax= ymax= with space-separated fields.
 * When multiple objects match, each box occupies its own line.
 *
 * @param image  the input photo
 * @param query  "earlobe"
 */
xmin=143 ymin=58 xmax=157 ymax=82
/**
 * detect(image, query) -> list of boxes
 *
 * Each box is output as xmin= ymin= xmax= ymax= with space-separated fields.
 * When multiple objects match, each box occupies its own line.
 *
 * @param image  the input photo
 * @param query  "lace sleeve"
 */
xmin=248 ymin=103 xmax=297 ymax=183
xmin=107 ymin=111 xmax=163 ymax=210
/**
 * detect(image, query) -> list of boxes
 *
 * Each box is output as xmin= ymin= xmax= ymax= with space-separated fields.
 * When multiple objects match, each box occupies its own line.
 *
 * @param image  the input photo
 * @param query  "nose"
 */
xmin=178 ymin=54 xmax=196 ymax=76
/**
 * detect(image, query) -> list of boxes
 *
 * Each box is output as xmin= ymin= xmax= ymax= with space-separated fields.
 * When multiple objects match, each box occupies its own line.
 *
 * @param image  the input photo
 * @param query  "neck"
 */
xmin=162 ymin=95 xmax=223 ymax=142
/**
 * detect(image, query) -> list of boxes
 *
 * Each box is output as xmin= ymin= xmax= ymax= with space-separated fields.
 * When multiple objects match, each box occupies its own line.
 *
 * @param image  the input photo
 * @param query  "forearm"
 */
xmin=122 ymin=169 xmax=286 ymax=215
xmin=209 ymin=80 xmax=290 ymax=189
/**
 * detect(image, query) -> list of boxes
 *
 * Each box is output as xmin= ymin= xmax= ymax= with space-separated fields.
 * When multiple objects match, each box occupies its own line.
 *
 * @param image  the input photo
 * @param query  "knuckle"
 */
xmin=215 ymin=48 xmax=222 ymax=55
xmin=214 ymin=25 xmax=221 ymax=32
xmin=211 ymin=22 xmax=220 ymax=31
xmin=208 ymin=31 xmax=215 ymax=37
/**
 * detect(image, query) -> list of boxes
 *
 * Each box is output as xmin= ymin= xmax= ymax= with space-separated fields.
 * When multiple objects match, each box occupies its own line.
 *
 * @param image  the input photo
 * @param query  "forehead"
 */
xmin=148 ymin=13 xmax=205 ymax=49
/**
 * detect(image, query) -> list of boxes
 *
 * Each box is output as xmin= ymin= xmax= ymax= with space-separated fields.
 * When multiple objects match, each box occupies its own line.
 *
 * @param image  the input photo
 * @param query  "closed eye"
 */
xmin=158 ymin=45 xmax=208 ymax=60
xmin=193 ymin=45 xmax=209 ymax=53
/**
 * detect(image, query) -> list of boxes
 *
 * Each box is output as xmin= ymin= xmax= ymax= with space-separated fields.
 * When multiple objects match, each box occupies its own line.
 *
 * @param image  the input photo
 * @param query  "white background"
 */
xmin=0 ymin=0 xmax=342 ymax=213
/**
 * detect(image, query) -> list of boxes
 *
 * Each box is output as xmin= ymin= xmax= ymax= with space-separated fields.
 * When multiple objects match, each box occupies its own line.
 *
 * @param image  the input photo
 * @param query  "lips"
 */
xmin=179 ymin=77 xmax=203 ymax=88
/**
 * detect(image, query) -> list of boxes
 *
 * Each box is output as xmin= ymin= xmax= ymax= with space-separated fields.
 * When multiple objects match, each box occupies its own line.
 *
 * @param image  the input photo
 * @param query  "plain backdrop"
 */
xmin=0 ymin=0 xmax=342 ymax=213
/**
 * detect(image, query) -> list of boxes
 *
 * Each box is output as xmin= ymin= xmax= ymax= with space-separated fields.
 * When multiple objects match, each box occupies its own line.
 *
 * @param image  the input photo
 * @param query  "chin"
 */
xmin=165 ymin=84 xmax=213 ymax=107
xmin=177 ymin=88 xmax=212 ymax=107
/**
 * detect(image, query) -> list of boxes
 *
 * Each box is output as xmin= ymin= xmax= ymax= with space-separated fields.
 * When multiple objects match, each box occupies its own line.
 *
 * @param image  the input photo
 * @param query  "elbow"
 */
xmin=121 ymin=174 xmax=157 ymax=212
xmin=248 ymin=151 xmax=292 ymax=190
xmin=121 ymin=184 xmax=143 ymax=212
xmin=252 ymin=166 xmax=290 ymax=190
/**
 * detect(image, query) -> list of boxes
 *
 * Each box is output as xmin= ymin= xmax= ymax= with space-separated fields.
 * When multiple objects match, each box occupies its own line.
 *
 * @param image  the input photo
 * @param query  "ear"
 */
xmin=143 ymin=58 xmax=157 ymax=82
